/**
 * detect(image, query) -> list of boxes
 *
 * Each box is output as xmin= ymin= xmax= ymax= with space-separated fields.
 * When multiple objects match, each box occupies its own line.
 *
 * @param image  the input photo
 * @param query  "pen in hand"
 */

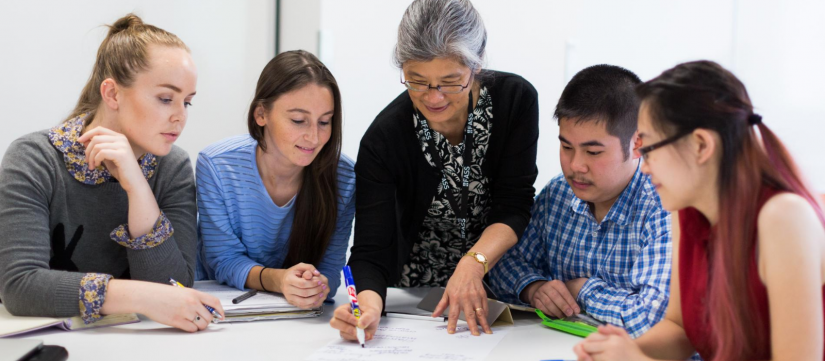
xmin=343 ymin=266 xmax=366 ymax=348
xmin=168 ymin=278 xmax=223 ymax=323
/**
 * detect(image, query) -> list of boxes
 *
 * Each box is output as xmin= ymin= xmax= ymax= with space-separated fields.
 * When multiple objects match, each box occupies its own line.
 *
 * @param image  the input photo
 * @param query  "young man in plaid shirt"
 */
xmin=489 ymin=65 xmax=672 ymax=338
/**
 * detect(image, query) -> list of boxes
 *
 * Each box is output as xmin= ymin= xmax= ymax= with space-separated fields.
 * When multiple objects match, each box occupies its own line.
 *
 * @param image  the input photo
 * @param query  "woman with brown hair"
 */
xmin=196 ymin=50 xmax=355 ymax=309
xmin=0 ymin=14 xmax=224 ymax=332
xmin=574 ymin=61 xmax=825 ymax=360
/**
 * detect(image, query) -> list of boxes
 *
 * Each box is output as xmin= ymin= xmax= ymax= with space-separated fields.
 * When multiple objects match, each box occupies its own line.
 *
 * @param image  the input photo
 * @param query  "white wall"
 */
xmin=732 ymin=0 xmax=825 ymax=191
xmin=2 ymin=1 xmax=824 ymax=192
xmin=0 ymin=0 xmax=276 ymax=163
xmin=279 ymin=0 xmax=320 ymax=54
xmin=316 ymin=0 xmax=825 ymax=191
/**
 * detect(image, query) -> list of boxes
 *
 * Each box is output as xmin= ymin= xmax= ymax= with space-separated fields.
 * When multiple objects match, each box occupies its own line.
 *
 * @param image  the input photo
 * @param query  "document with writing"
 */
xmin=306 ymin=317 xmax=510 ymax=361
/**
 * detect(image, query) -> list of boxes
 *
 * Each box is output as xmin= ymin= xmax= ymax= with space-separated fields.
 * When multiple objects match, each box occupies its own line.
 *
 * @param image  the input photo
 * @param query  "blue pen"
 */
xmin=343 ymin=266 xmax=366 ymax=348
xmin=168 ymin=278 xmax=223 ymax=323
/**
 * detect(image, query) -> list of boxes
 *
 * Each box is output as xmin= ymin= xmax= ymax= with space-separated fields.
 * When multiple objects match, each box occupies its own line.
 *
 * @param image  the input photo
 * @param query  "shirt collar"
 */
xmin=569 ymin=163 xmax=644 ymax=226
xmin=48 ymin=115 xmax=157 ymax=185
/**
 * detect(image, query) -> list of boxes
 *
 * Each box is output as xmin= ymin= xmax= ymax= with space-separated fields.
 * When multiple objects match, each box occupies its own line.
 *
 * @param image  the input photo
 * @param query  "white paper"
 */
xmin=306 ymin=318 xmax=510 ymax=361
xmin=193 ymin=280 xmax=306 ymax=314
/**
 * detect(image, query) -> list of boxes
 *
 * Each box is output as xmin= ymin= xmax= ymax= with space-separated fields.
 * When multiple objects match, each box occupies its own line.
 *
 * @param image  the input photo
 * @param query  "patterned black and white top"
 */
xmin=396 ymin=87 xmax=494 ymax=287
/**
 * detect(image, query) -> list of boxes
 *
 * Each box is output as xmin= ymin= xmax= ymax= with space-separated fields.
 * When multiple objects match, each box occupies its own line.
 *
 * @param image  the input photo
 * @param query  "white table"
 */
xmin=9 ymin=287 xmax=580 ymax=360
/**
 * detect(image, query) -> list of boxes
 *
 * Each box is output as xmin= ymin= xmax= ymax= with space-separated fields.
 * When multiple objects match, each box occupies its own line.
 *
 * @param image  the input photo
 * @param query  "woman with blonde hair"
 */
xmin=0 ymin=14 xmax=223 ymax=332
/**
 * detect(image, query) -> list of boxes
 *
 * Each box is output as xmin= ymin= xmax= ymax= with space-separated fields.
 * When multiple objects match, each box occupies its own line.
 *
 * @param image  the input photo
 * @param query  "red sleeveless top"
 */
xmin=679 ymin=187 xmax=825 ymax=360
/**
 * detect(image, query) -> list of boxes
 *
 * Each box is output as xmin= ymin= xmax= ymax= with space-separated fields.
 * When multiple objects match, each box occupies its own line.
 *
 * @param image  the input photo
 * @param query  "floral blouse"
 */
xmin=396 ymin=87 xmax=494 ymax=287
xmin=48 ymin=115 xmax=174 ymax=323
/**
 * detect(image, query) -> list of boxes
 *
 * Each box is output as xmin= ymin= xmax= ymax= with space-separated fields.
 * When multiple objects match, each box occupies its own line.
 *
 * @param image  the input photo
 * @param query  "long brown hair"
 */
xmin=637 ymin=60 xmax=825 ymax=360
xmin=247 ymin=50 xmax=343 ymax=268
xmin=68 ymin=13 xmax=188 ymax=125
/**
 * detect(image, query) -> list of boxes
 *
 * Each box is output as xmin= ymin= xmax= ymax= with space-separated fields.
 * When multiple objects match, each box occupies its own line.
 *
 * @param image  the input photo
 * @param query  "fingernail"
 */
xmin=485 ymin=330 xmax=492 ymax=334
xmin=566 ymin=308 xmax=573 ymax=316
xmin=448 ymin=328 xmax=455 ymax=334
xmin=322 ymin=284 xmax=326 ymax=289
xmin=576 ymin=307 xmax=581 ymax=313
xmin=318 ymin=281 xmax=322 ymax=285
xmin=313 ymin=270 xmax=320 ymax=274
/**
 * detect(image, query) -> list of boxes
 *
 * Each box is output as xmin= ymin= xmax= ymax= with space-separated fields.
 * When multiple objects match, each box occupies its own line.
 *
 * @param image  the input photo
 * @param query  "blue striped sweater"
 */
xmin=195 ymin=135 xmax=355 ymax=298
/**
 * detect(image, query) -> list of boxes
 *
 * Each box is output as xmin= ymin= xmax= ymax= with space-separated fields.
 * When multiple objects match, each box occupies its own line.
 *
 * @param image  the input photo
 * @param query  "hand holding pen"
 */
xmin=342 ymin=266 xmax=365 ymax=347
xmin=169 ymin=278 xmax=225 ymax=324
xmin=330 ymin=266 xmax=382 ymax=346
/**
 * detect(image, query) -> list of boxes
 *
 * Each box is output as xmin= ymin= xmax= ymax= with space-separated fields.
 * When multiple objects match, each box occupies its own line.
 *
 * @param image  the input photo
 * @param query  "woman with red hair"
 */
xmin=574 ymin=60 xmax=825 ymax=360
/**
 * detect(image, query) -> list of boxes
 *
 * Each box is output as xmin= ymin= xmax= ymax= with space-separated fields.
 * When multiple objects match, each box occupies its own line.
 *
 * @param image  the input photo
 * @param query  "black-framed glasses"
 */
xmin=638 ymin=131 xmax=692 ymax=160
xmin=400 ymin=71 xmax=474 ymax=94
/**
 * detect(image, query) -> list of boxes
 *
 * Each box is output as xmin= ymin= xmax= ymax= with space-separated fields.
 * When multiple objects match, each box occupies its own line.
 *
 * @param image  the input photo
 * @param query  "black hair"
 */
xmin=554 ymin=64 xmax=642 ymax=159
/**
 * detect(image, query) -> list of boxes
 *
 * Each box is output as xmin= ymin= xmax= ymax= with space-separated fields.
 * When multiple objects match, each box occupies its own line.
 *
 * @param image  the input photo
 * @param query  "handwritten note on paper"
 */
xmin=306 ymin=318 xmax=510 ymax=361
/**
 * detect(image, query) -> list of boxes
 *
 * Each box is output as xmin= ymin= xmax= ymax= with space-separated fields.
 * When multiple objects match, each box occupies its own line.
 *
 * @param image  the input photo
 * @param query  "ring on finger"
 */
xmin=192 ymin=315 xmax=201 ymax=323
xmin=475 ymin=307 xmax=483 ymax=313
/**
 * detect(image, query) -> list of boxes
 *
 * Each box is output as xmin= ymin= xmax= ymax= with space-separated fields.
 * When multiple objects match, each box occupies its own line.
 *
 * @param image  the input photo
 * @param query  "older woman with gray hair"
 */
xmin=330 ymin=0 xmax=538 ymax=339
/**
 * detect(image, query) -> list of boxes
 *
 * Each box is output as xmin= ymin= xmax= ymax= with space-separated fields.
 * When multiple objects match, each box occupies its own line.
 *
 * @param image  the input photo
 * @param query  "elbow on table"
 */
xmin=1 ymin=283 xmax=44 ymax=317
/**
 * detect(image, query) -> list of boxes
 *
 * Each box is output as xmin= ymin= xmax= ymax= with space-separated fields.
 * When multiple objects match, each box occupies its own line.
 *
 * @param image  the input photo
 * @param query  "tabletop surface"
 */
xmin=7 ymin=287 xmax=581 ymax=360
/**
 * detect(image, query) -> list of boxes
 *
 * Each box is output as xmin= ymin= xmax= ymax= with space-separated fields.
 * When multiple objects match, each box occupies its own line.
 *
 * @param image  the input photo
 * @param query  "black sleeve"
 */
xmin=347 ymin=124 xmax=398 ymax=304
xmin=486 ymin=80 xmax=539 ymax=239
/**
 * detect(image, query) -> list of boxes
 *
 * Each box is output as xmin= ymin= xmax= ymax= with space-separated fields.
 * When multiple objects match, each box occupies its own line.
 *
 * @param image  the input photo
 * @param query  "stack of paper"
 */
xmin=193 ymin=280 xmax=322 ymax=322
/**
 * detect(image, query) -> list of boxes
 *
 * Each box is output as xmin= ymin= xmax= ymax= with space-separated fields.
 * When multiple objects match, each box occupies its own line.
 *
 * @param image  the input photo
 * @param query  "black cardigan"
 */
xmin=348 ymin=70 xmax=539 ymax=302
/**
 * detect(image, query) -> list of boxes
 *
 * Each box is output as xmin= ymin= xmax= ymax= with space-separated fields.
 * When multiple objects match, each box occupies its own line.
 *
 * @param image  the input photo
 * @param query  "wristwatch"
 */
xmin=465 ymin=251 xmax=489 ymax=274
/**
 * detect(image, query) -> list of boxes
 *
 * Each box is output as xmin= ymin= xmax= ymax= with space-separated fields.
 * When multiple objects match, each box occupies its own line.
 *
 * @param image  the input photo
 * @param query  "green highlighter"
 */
xmin=535 ymin=309 xmax=599 ymax=338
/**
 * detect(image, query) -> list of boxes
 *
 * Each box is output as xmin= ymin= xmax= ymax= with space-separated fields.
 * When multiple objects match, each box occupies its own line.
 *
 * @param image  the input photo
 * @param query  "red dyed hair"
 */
xmin=637 ymin=61 xmax=825 ymax=360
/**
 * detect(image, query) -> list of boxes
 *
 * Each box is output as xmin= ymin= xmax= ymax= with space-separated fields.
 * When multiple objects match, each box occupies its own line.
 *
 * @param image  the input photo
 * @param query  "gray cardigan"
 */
xmin=0 ymin=129 xmax=197 ymax=317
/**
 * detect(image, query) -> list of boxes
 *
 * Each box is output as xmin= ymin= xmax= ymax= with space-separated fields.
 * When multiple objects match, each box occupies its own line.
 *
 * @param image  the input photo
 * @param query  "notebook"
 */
xmin=192 ymin=280 xmax=322 ymax=322
xmin=0 ymin=305 xmax=140 ymax=338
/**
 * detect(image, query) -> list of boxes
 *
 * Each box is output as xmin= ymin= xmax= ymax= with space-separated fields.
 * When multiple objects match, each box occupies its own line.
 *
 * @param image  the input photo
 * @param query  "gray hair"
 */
xmin=394 ymin=0 xmax=487 ymax=70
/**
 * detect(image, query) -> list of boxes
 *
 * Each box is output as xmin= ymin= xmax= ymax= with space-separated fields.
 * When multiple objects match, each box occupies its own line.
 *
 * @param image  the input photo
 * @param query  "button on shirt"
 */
xmin=489 ymin=167 xmax=672 ymax=338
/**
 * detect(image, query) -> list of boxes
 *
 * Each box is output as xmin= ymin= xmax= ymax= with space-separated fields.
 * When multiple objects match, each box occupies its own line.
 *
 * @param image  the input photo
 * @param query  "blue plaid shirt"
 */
xmin=489 ymin=167 xmax=672 ymax=338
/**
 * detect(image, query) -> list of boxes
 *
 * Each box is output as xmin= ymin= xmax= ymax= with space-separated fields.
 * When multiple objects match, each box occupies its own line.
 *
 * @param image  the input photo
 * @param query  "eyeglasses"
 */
xmin=400 ymin=71 xmax=474 ymax=94
xmin=638 ymin=131 xmax=691 ymax=160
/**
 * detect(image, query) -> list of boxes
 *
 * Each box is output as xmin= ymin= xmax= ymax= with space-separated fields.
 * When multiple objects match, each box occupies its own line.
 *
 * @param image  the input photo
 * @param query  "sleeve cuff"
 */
xmin=78 ymin=273 xmax=113 ymax=324
xmin=233 ymin=261 xmax=261 ymax=291
xmin=577 ymin=277 xmax=604 ymax=311
xmin=487 ymin=217 xmax=529 ymax=240
xmin=513 ymin=274 xmax=551 ymax=306
xmin=110 ymin=211 xmax=174 ymax=250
